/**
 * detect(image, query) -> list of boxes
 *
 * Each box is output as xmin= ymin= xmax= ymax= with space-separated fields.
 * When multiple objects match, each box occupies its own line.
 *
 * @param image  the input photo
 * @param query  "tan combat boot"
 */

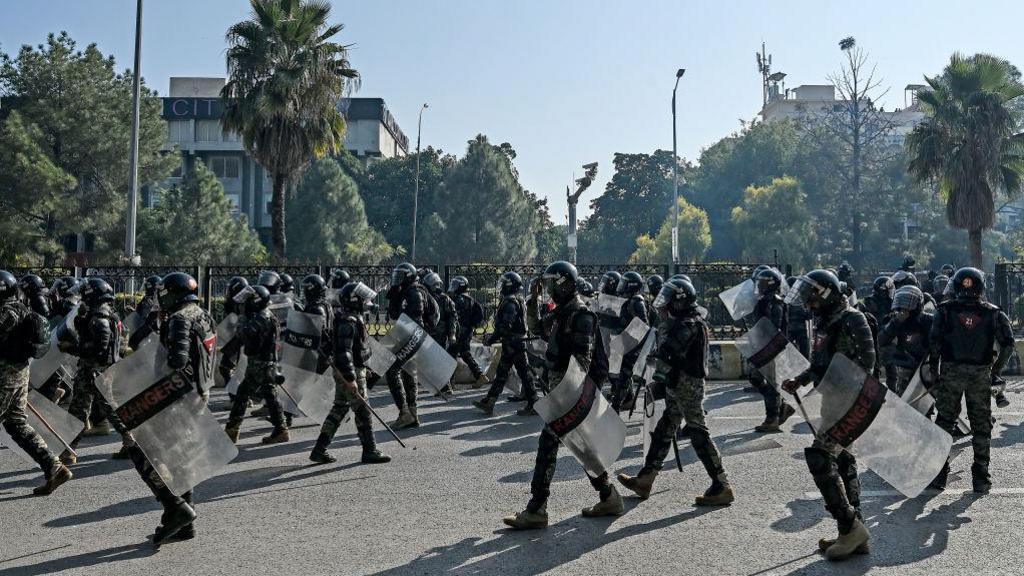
xmin=819 ymin=536 xmax=869 ymax=555
xmin=695 ymin=482 xmax=735 ymax=507
xmin=392 ymin=407 xmax=417 ymax=429
xmin=261 ymin=428 xmax=290 ymax=445
xmin=59 ymin=449 xmax=77 ymax=466
xmin=473 ymin=374 xmax=491 ymax=390
xmin=502 ymin=509 xmax=548 ymax=530
xmin=582 ymin=485 xmax=624 ymax=517
xmin=825 ymin=519 xmax=870 ymax=561
xmin=224 ymin=422 xmax=241 ymax=444
xmin=84 ymin=420 xmax=112 ymax=437
xmin=33 ymin=463 xmax=73 ymax=496
xmin=617 ymin=470 xmax=657 ymax=499
xmin=472 ymin=396 xmax=497 ymax=416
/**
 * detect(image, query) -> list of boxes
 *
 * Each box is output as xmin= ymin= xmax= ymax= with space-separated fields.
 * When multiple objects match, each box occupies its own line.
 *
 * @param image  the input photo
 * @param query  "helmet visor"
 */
xmin=351 ymin=282 xmax=378 ymax=303
xmin=653 ymin=283 xmax=681 ymax=310
xmin=892 ymin=289 xmax=922 ymax=312
xmin=784 ymin=276 xmax=825 ymax=308
xmin=232 ymin=285 xmax=256 ymax=304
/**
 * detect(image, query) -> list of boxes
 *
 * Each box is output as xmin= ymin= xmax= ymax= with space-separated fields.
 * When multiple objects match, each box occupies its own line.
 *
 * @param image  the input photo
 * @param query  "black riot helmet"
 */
xmin=391 ymin=263 xmax=418 ymax=287
xmin=837 ymin=261 xmax=854 ymax=283
xmin=158 ymin=272 xmax=200 ymax=311
xmin=0 ymin=270 xmax=19 ymax=302
xmin=891 ymin=285 xmax=925 ymax=317
xmin=901 ymin=254 xmax=916 ymax=272
xmin=542 ymin=261 xmax=579 ymax=305
xmin=872 ymin=276 xmax=895 ymax=300
xmin=279 ymin=273 xmax=295 ymax=294
xmin=301 ymin=274 xmax=328 ymax=304
xmin=891 ymin=270 xmax=919 ymax=289
xmin=448 ymin=275 xmax=469 ymax=295
xmin=598 ymin=271 xmax=622 ymax=295
xmin=258 ymin=270 xmax=282 ymax=294
xmin=670 ymin=273 xmax=692 ymax=284
xmin=423 ymin=271 xmax=445 ymax=296
xmin=81 ymin=278 xmax=115 ymax=308
xmin=755 ymin=267 xmax=785 ymax=296
xmin=932 ymin=274 xmax=950 ymax=298
xmin=499 ymin=271 xmax=524 ymax=296
xmin=951 ymin=267 xmax=985 ymax=301
xmin=339 ymin=282 xmax=378 ymax=313
xmin=244 ymin=285 xmax=272 ymax=314
xmin=53 ymin=276 xmax=79 ymax=299
xmin=226 ymin=276 xmax=249 ymax=299
xmin=144 ymin=275 xmax=162 ymax=296
xmin=18 ymin=274 xmax=46 ymax=298
xmin=646 ymin=274 xmax=664 ymax=297
xmin=618 ymin=271 xmax=644 ymax=298
xmin=785 ymin=269 xmax=845 ymax=315
xmin=940 ymin=263 xmax=955 ymax=277
xmin=576 ymin=278 xmax=595 ymax=298
xmin=654 ymin=277 xmax=698 ymax=316
xmin=750 ymin=265 xmax=770 ymax=281
xmin=329 ymin=268 xmax=352 ymax=290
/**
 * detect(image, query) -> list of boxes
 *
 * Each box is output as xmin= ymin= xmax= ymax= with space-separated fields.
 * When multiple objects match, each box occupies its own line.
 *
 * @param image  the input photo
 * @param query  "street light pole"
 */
xmin=410 ymin=103 xmax=428 ymax=262
xmin=124 ymin=0 xmax=143 ymax=267
xmin=671 ymin=68 xmax=685 ymax=264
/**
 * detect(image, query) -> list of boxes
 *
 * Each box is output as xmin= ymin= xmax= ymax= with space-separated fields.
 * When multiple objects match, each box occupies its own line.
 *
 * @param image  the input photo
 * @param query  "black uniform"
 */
xmin=859 ymin=293 xmax=893 ymax=384
xmin=217 ymin=295 xmax=245 ymax=383
xmin=225 ymin=308 xmax=287 ymax=432
xmin=67 ymin=303 xmax=125 ymax=447
xmin=877 ymin=310 xmax=932 ymax=394
xmin=612 ymin=294 xmax=648 ymax=410
xmin=385 ymin=283 xmax=424 ymax=415
xmin=128 ymin=294 xmax=161 ymax=351
xmin=451 ymin=293 xmax=485 ymax=379
xmin=750 ymin=294 xmax=787 ymax=421
xmin=431 ymin=292 xmax=458 ymax=351
xmin=483 ymin=294 xmax=537 ymax=406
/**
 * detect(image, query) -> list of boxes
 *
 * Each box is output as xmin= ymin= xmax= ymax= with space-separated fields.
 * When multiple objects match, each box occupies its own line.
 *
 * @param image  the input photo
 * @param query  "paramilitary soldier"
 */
xmin=422 ymin=271 xmax=458 ymax=396
xmin=782 ymin=269 xmax=876 ymax=561
xmin=473 ymin=272 xmax=538 ymax=416
xmin=750 ymin=267 xmax=796 ymax=433
xmin=138 ymin=272 xmax=216 ymax=547
xmin=0 ymin=270 xmax=73 ymax=496
xmin=385 ymin=263 xmax=425 ymax=429
xmin=448 ymin=275 xmax=489 ymax=388
xmin=503 ymin=261 xmax=623 ymax=530
xmin=217 ymin=276 xmax=250 ymax=387
xmin=127 ymin=275 xmax=163 ymax=350
xmin=617 ymin=277 xmax=734 ymax=506
xmin=928 ymin=267 xmax=1014 ymax=494
xmin=877 ymin=285 xmax=931 ymax=395
xmin=611 ymin=271 xmax=648 ymax=411
xmin=309 ymin=280 xmax=391 ymax=465
xmin=223 ymin=285 xmax=290 ymax=445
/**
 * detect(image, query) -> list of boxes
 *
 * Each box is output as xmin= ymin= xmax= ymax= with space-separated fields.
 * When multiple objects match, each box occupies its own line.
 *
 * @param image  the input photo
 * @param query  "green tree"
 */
xmin=285 ymin=158 xmax=394 ymax=264
xmin=628 ymin=197 xmax=711 ymax=264
xmin=0 ymin=32 xmax=177 ymax=263
xmin=222 ymin=0 xmax=358 ymax=258
xmin=136 ymin=163 xmax=266 ymax=263
xmin=907 ymin=53 xmax=1024 ymax=268
xmin=731 ymin=176 xmax=817 ymax=268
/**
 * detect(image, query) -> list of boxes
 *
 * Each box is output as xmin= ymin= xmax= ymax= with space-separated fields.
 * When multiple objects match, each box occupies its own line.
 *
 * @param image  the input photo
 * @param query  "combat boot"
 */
xmin=391 ymin=407 xmax=416 ymax=429
xmin=581 ymin=485 xmax=624 ymax=517
xmin=972 ymin=463 xmax=992 ymax=494
xmin=84 ymin=420 xmax=112 ymax=437
xmin=995 ymin=390 xmax=1010 ymax=408
xmin=824 ymin=518 xmax=870 ymax=561
xmin=434 ymin=384 xmax=454 ymax=398
xmin=33 ymin=463 xmax=72 ymax=496
xmin=406 ymin=406 xmax=421 ymax=428
xmin=754 ymin=417 xmax=781 ymax=433
xmin=516 ymin=402 xmax=537 ymax=417
xmin=818 ymin=536 xmax=869 ymax=554
xmin=502 ymin=508 xmax=548 ymax=530
xmin=59 ymin=449 xmax=76 ymax=466
xmin=472 ymin=395 xmax=497 ymax=416
xmin=778 ymin=403 xmax=796 ymax=425
xmin=152 ymin=502 xmax=197 ymax=548
xmin=617 ymin=469 xmax=657 ymax=499
xmin=224 ymin=422 xmax=241 ymax=444
xmin=261 ymin=428 xmax=290 ymax=444
xmin=694 ymin=481 xmax=735 ymax=507
xmin=472 ymin=374 xmax=490 ymax=390
xmin=357 ymin=426 xmax=391 ymax=464
xmin=309 ymin=436 xmax=337 ymax=464
xmin=928 ymin=462 xmax=950 ymax=491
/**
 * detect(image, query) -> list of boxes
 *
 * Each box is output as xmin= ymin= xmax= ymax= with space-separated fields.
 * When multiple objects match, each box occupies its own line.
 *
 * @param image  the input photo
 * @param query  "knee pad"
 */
xmin=804 ymin=446 xmax=834 ymax=476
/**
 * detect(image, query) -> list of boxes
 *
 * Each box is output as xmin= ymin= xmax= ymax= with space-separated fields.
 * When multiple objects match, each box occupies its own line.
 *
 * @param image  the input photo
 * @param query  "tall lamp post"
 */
xmin=124 ymin=0 xmax=144 ymax=268
xmin=410 ymin=103 xmax=428 ymax=262
xmin=671 ymin=68 xmax=685 ymax=264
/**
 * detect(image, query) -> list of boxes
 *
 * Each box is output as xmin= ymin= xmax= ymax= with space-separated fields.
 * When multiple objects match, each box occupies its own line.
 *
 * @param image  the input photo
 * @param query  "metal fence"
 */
xmin=4 ymin=266 xmax=76 ymax=286
xmin=995 ymin=263 xmax=1024 ymax=332
xmin=676 ymin=263 xmax=776 ymax=338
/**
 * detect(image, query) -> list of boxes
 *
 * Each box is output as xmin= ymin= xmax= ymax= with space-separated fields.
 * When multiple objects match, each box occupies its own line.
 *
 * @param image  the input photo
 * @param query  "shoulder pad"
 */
xmin=980 ymin=301 xmax=999 ymax=311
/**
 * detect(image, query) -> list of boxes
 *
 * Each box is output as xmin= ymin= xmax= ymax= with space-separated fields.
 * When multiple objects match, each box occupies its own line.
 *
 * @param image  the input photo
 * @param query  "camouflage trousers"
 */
xmin=748 ymin=360 xmax=783 ymax=419
xmin=386 ymin=365 xmax=417 ymax=411
xmin=642 ymin=373 xmax=727 ymax=484
xmin=68 ymin=363 xmax=126 ymax=447
xmin=227 ymin=360 xmax=286 ymax=429
xmin=0 ymin=364 xmax=59 ymax=475
xmin=527 ymin=371 xmax=612 ymax=512
xmin=486 ymin=341 xmax=537 ymax=403
xmin=934 ymin=362 xmax=992 ymax=469
xmin=315 ymin=368 xmax=375 ymax=452
xmin=806 ymin=435 xmax=861 ymax=529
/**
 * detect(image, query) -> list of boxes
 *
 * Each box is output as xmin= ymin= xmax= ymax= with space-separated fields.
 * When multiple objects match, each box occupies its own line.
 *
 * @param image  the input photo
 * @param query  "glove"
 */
xmin=781 ymin=378 xmax=802 ymax=394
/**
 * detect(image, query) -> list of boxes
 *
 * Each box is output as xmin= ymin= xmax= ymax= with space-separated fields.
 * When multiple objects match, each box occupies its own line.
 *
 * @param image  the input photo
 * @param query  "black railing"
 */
xmin=5 ymin=266 xmax=76 ymax=286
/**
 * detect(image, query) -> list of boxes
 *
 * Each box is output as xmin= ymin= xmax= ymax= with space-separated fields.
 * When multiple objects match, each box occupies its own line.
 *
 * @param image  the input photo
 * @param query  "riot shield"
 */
xmin=526 ymin=339 xmax=548 ymax=359
xmin=216 ymin=313 xmax=241 ymax=344
xmin=470 ymin=342 xmax=496 ymax=374
xmin=900 ymin=365 xmax=971 ymax=435
xmin=0 ymin=390 xmax=84 ymax=467
xmin=594 ymin=294 xmax=626 ymax=317
xmin=642 ymin=384 xmax=666 ymax=459
xmin=97 ymin=338 xmax=237 ymax=495
xmin=609 ymin=317 xmax=650 ymax=376
xmin=632 ymin=329 xmax=657 ymax=380
xmin=268 ymin=293 xmax=294 ymax=327
xmin=719 ymin=279 xmax=757 ymax=321
xmin=31 ymin=308 xmax=80 ymax=389
xmin=226 ymin=353 xmax=247 ymax=396
xmin=482 ymin=344 xmax=522 ymax=397
xmin=735 ymin=317 xmax=809 ymax=388
xmin=278 ymin=310 xmax=334 ymax=423
xmin=806 ymin=354 xmax=952 ymax=498
xmin=534 ymin=357 xmax=625 ymax=476
xmin=379 ymin=314 xmax=457 ymax=394
xmin=366 ymin=336 xmax=397 ymax=378
xmin=123 ymin=311 xmax=142 ymax=335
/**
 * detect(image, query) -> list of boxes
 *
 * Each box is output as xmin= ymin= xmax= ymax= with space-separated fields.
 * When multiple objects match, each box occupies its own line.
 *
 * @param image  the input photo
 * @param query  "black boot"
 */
xmin=358 ymin=425 xmax=391 ymax=464
xmin=929 ymin=462 xmax=950 ymax=491
xmin=153 ymin=498 xmax=196 ymax=548
xmin=972 ymin=462 xmax=991 ymax=494
xmin=309 ymin=433 xmax=337 ymax=465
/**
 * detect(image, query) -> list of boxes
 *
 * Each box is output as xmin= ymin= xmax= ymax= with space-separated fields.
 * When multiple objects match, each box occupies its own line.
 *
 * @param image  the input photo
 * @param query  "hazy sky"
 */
xmin=3 ymin=0 xmax=1024 ymax=224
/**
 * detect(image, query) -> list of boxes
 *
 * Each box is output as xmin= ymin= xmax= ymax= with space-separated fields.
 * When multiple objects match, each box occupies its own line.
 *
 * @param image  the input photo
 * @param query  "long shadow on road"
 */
xmin=0 ymin=542 xmax=156 ymax=576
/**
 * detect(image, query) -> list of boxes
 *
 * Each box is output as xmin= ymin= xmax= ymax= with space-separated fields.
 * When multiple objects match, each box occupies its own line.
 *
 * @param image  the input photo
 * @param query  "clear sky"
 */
xmin=3 ymin=0 xmax=1024 ymax=225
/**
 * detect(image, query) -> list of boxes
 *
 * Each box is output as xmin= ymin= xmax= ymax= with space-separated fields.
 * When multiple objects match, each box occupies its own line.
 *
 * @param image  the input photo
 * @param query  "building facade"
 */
xmin=158 ymin=77 xmax=408 ymax=242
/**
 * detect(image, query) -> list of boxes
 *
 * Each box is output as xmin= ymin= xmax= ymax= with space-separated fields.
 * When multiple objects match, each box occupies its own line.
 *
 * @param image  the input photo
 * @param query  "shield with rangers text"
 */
xmin=377 ymin=313 xmax=457 ymax=394
xmin=735 ymin=317 xmax=809 ymax=388
xmin=0 ymin=390 xmax=84 ymax=468
xmin=278 ymin=310 xmax=334 ymax=423
xmin=97 ymin=338 xmax=237 ymax=495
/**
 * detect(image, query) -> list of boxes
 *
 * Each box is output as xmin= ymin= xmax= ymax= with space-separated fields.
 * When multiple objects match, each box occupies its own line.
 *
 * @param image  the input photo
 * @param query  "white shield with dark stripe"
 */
xmin=30 ymin=308 xmax=79 ymax=389
xmin=268 ymin=293 xmax=295 ymax=326
xmin=534 ymin=358 xmax=625 ymax=476
xmin=366 ymin=336 xmax=397 ymax=377
xmin=735 ymin=317 xmax=809 ymax=388
xmin=278 ymin=310 xmax=334 ymax=423
xmin=719 ymin=279 xmax=757 ymax=321
xmin=97 ymin=338 xmax=237 ymax=495
xmin=0 ymin=389 xmax=84 ymax=467
xmin=805 ymin=354 xmax=952 ymax=498
xmin=609 ymin=317 xmax=650 ymax=376
xmin=378 ymin=313 xmax=457 ymax=394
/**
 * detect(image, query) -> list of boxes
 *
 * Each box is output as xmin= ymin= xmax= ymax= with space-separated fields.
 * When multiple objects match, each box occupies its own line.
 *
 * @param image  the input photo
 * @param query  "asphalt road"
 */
xmin=2 ymin=380 xmax=1024 ymax=576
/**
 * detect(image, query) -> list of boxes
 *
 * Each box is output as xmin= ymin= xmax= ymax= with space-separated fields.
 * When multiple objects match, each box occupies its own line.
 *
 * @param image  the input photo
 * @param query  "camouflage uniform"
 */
xmin=483 ymin=294 xmax=537 ymax=405
xmin=68 ymin=303 xmax=127 ymax=447
xmin=385 ymin=283 xmax=424 ymax=414
xmin=226 ymin=309 xmax=287 ymax=432
xmin=0 ymin=363 xmax=61 ymax=476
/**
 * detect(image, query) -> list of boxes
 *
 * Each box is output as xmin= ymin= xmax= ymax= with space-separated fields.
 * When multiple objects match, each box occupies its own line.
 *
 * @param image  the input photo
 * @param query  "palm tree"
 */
xmin=222 ymin=0 xmax=358 ymax=258
xmin=906 ymin=53 xmax=1024 ymax=268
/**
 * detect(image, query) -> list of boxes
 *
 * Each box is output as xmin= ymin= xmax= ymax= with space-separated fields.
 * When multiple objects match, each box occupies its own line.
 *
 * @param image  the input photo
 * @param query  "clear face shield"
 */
xmin=350 ymin=281 xmax=378 ymax=305
xmin=653 ymin=284 xmax=677 ymax=311
xmin=232 ymin=284 xmax=256 ymax=305
xmin=784 ymin=276 xmax=828 ymax=311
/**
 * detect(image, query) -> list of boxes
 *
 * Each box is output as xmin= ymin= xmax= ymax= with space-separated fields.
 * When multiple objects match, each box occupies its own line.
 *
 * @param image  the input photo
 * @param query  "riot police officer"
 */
xmin=309 ymin=281 xmax=391 ymax=465
xmin=878 ymin=286 xmax=932 ymax=395
xmin=39 ymin=276 xmax=79 ymax=404
xmin=782 ymin=270 xmax=875 ymax=561
xmin=612 ymin=271 xmax=648 ymax=411
xmin=474 ymin=272 xmax=538 ymax=416
xmin=224 ymin=285 xmax=289 ymax=445
xmin=618 ymin=277 xmax=734 ymax=506
xmin=931 ymin=275 xmax=951 ymax=304
xmin=49 ymin=276 xmax=80 ymax=319
xmin=786 ymin=275 xmax=812 ymax=358
xmin=18 ymin=274 xmax=50 ymax=317
xmin=645 ymin=275 xmax=664 ymax=331
xmin=0 ymin=270 xmax=73 ymax=496
xmin=422 ymin=271 xmax=458 ymax=395
xmin=218 ymin=276 xmax=250 ymax=386
xmin=750 ymin=267 xmax=795 ymax=433
xmin=449 ymin=276 xmax=488 ymax=388
xmin=128 ymin=275 xmax=162 ymax=350
xmin=928 ymin=268 xmax=1014 ymax=494
xmin=386 ymin=263 xmax=425 ymax=429
xmin=502 ymin=262 xmax=622 ymax=530
xmin=900 ymin=255 xmax=916 ymax=273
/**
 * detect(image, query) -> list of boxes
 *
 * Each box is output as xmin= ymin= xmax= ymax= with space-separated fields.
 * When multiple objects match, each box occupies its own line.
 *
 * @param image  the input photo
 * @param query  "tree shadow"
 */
xmin=0 ymin=542 xmax=156 ymax=576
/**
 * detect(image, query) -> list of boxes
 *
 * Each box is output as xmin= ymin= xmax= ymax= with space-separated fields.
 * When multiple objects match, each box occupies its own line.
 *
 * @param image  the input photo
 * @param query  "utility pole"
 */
xmin=124 ymin=0 xmax=144 ymax=268
xmin=671 ymin=68 xmax=685 ymax=264
xmin=411 ymin=103 xmax=428 ymax=262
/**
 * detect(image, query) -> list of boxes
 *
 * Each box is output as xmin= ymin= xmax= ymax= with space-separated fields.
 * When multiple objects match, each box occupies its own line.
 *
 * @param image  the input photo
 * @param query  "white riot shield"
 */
xmin=534 ymin=358 xmax=625 ymax=476
xmin=0 ymin=390 xmax=84 ymax=466
xmin=470 ymin=342 xmax=496 ymax=374
xmin=526 ymin=339 xmax=548 ymax=359
xmin=594 ymin=293 xmax=626 ymax=317
xmin=719 ymin=279 xmax=757 ymax=321
xmin=278 ymin=310 xmax=334 ymax=423
xmin=632 ymin=329 xmax=657 ymax=380
xmin=609 ymin=318 xmax=649 ymax=376
xmin=806 ymin=354 xmax=952 ymax=498
xmin=735 ymin=317 xmax=809 ymax=388
xmin=900 ymin=366 xmax=971 ymax=435
xmin=268 ymin=294 xmax=294 ymax=327
xmin=97 ymin=338 xmax=237 ymax=495
xmin=380 ymin=314 xmax=457 ymax=394
xmin=216 ymin=313 xmax=241 ymax=344
xmin=31 ymin=308 xmax=79 ymax=389
xmin=366 ymin=336 xmax=397 ymax=377
xmin=226 ymin=353 xmax=247 ymax=396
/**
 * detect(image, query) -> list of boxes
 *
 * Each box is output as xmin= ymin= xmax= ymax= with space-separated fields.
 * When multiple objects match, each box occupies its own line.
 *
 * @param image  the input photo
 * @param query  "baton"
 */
xmin=671 ymin=437 xmax=683 ymax=472
xmin=788 ymin=389 xmax=817 ymax=437
xmin=333 ymin=368 xmax=407 ymax=448
xmin=26 ymin=401 xmax=78 ymax=457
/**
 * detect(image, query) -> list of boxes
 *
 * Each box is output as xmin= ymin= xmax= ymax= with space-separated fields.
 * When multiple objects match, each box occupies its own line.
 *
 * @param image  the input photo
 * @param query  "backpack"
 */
xmin=416 ymin=285 xmax=441 ymax=331
xmin=1 ymin=302 xmax=50 ymax=363
xmin=469 ymin=298 xmax=485 ymax=328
